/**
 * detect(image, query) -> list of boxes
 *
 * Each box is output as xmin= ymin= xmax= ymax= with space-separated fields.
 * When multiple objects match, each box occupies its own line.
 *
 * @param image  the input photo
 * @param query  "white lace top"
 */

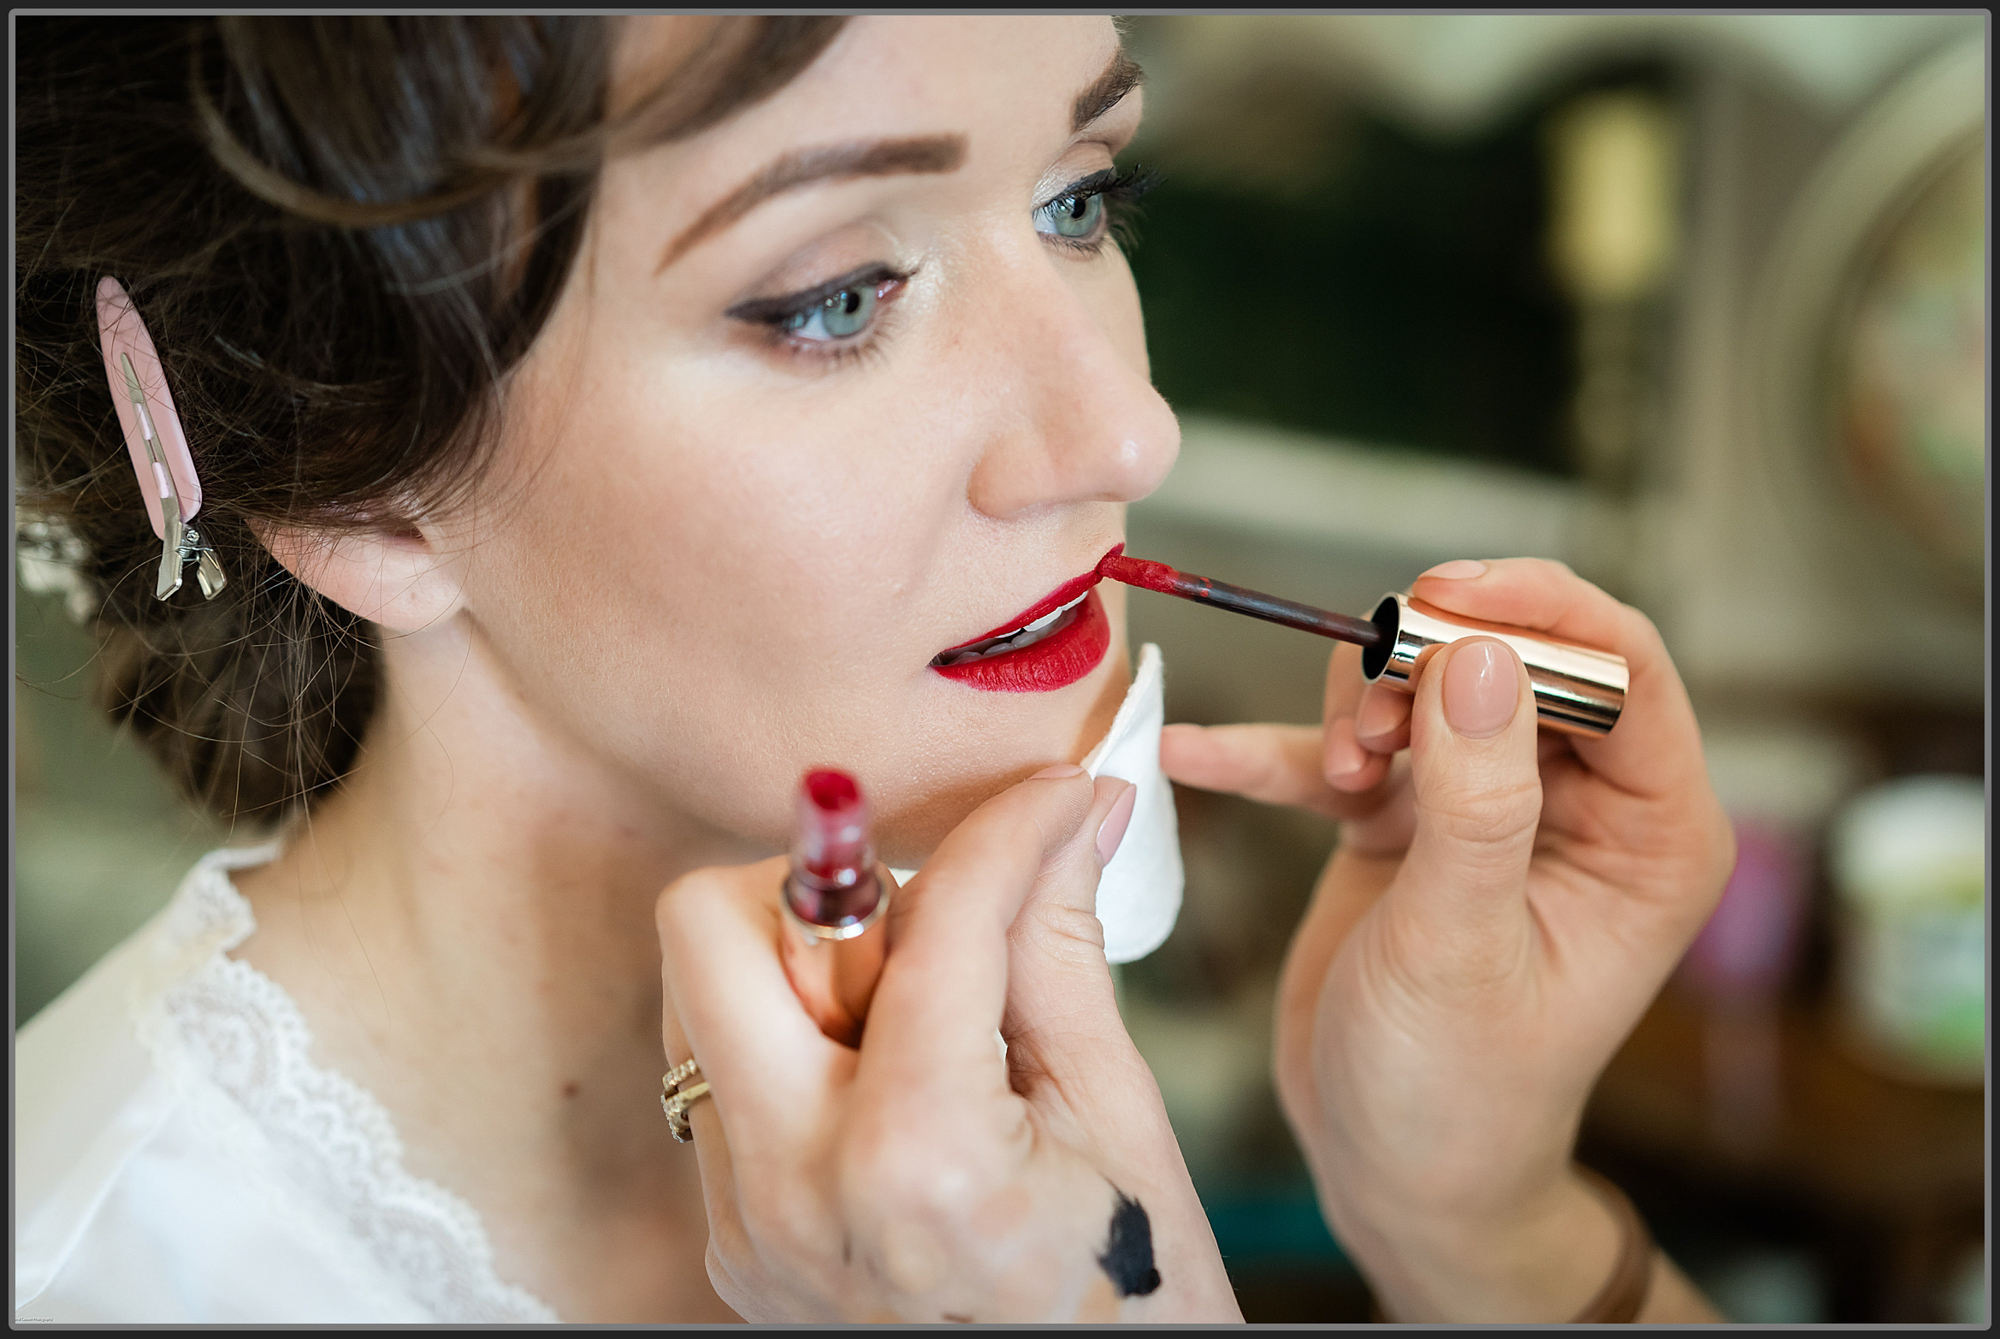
xmin=14 ymin=846 xmax=559 ymax=1324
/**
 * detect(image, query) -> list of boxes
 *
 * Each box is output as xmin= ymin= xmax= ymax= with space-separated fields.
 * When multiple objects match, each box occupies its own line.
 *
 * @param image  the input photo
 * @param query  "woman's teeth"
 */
xmin=1022 ymin=605 xmax=1067 ymax=633
xmin=936 ymin=592 xmax=1088 ymax=666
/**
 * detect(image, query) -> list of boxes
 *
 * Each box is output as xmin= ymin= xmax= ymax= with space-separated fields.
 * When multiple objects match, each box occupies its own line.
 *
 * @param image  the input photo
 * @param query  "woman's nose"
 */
xmin=962 ymin=252 xmax=1181 ymax=521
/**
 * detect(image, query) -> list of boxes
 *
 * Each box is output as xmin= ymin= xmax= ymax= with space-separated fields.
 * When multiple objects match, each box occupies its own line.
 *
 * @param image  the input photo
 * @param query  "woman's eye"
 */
xmin=726 ymin=263 xmax=908 ymax=355
xmin=781 ymin=284 xmax=877 ymax=341
xmin=1036 ymin=190 xmax=1105 ymax=240
xmin=1031 ymin=167 xmax=1159 ymax=251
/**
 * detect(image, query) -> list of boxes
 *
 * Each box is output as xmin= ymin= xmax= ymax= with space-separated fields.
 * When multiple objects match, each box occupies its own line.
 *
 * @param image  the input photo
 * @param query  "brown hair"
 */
xmin=15 ymin=15 xmax=847 ymax=827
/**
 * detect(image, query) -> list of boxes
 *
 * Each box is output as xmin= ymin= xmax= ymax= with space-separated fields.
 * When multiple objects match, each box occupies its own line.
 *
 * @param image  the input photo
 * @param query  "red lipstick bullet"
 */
xmin=780 ymin=768 xmax=890 ymax=1045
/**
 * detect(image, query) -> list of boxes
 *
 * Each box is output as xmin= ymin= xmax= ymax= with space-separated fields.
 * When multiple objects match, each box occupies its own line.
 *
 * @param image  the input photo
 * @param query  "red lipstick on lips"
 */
xmin=930 ymin=564 xmax=1113 ymax=693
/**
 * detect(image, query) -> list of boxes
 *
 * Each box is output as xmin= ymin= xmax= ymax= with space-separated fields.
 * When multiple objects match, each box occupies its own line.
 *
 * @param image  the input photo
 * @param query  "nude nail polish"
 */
xmin=1325 ymin=718 xmax=1368 ymax=778
xmin=1442 ymin=639 xmax=1517 ymax=739
xmin=1095 ymin=782 xmax=1138 ymax=864
xmin=1354 ymin=689 xmax=1404 ymax=742
xmin=1420 ymin=558 xmax=1488 ymax=580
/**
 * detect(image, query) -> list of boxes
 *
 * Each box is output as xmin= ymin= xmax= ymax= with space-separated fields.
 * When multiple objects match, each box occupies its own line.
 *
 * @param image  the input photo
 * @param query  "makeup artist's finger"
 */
xmin=1008 ymin=775 xmax=1130 ymax=979
xmin=656 ymin=867 xmax=822 ymax=1245
xmin=1162 ymin=723 xmax=1363 ymax=819
xmin=1408 ymin=558 xmax=1707 ymax=797
xmin=1392 ymin=637 xmax=1543 ymax=948
xmin=1002 ymin=790 xmax=1156 ymax=1112
xmin=1002 ymin=776 xmax=1188 ymax=1189
xmin=1321 ymin=642 xmax=1402 ymax=790
xmin=1320 ymin=639 xmax=1373 ymax=722
xmin=1351 ymin=681 xmax=1412 ymax=753
xmin=858 ymin=768 xmax=1096 ymax=1092
xmin=1335 ymin=752 xmax=1420 ymax=858
xmin=657 ymin=858 xmax=844 ymax=1135
xmin=1323 ymin=717 xmax=1393 ymax=794
xmin=1003 ymin=776 xmax=1138 ymax=1063
xmin=657 ymin=965 xmax=743 ymax=1226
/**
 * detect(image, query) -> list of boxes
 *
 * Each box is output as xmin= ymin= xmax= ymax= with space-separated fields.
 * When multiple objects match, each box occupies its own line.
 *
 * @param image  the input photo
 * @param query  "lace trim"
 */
xmin=146 ymin=850 xmax=558 ymax=1323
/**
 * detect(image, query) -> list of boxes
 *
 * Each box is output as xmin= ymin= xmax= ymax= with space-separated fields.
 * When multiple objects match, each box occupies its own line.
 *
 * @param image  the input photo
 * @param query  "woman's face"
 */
xmin=449 ymin=16 xmax=1175 ymax=862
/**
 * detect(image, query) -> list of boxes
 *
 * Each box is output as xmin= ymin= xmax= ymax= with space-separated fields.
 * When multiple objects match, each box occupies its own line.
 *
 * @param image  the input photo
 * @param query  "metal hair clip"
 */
xmin=119 ymin=352 xmax=225 ymax=601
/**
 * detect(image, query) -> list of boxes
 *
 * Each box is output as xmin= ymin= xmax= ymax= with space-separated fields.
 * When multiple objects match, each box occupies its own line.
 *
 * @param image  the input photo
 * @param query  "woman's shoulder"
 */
xmin=16 ymin=842 xmax=280 ymax=1125
xmin=14 ymin=879 xmax=179 ymax=1301
xmin=14 ymin=843 xmax=425 ymax=1323
xmin=14 ymin=842 xmax=557 ymax=1325
xmin=13 ymin=844 xmax=271 ymax=1239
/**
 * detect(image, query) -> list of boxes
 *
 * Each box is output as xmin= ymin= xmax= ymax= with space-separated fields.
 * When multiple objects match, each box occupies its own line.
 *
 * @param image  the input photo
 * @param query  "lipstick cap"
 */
xmin=1362 ymin=592 xmax=1628 ymax=738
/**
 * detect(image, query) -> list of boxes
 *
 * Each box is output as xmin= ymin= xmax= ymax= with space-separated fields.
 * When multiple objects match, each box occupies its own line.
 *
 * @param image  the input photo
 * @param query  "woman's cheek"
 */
xmin=1093 ymin=250 xmax=1154 ymax=382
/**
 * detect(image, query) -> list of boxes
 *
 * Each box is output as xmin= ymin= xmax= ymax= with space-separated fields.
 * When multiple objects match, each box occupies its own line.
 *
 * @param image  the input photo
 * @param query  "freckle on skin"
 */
xmin=562 ymin=1081 xmax=579 ymax=1098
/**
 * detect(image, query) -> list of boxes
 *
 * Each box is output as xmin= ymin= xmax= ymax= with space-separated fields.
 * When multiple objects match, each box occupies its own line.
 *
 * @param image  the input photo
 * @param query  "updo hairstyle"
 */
xmin=15 ymin=16 xmax=847 ymax=826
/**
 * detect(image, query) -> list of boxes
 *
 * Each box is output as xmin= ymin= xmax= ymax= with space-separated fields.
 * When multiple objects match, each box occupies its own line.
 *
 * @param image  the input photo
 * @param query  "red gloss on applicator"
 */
xmin=1097 ymin=545 xmax=1383 ymax=648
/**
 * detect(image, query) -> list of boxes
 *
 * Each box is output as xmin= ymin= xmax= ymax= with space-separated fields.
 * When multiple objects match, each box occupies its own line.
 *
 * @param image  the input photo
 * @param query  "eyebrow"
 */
xmin=1072 ymin=48 xmax=1144 ymax=133
xmin=655 ymin=46 xmax=1145 ymax=274
xmin=656 ymin=135 xmax=966 ymax=272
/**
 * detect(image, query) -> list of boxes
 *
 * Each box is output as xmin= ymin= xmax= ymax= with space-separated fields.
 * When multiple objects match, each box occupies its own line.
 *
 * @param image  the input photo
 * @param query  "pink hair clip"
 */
xmin=95 ymin=277 xmax=226 ymax=601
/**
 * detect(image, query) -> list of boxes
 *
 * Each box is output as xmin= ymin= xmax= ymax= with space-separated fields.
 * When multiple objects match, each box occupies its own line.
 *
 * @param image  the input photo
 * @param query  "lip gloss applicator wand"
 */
xmin=779 ymin=768 xmax=892 ymax=1047
xmin=1097 ymin=547 xmax=1629 ymax=737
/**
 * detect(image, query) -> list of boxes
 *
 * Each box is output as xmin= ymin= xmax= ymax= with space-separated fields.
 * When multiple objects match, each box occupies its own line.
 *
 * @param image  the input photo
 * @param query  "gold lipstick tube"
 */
xmin=1361 ymin=592 xmax=1628 ymax=737
xmin=779 ymin=868 xmax=892 ymax=1048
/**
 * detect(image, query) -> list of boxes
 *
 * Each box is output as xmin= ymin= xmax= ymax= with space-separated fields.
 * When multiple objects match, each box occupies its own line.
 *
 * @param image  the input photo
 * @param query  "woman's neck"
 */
xmin=229 ymin=614 xmax=754 ymax=1321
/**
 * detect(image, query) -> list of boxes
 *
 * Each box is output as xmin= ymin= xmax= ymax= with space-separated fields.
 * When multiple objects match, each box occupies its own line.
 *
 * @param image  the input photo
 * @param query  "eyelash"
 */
xmin=725 ymin=263 xmax=914 ymax=370
xmin=1034 ymin=163 xmax=1162 ymax=256
xmin=725 ymin=163 xmax=1163 ymax=370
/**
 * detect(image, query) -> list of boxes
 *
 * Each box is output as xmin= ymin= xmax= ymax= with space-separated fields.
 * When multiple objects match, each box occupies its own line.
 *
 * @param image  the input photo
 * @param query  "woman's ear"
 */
xmin=255 ymin=520 xmax=466 ymax=634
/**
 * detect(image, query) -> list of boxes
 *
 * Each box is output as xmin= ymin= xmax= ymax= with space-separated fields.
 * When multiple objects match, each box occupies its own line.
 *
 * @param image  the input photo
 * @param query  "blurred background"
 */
xmin=13 ymin=11 xmax=1987 ymax=1325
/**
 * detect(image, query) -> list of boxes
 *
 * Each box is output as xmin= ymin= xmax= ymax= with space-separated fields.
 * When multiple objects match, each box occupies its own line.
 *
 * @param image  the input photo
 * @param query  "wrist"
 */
xmin=1339 ymin=1166 xmax=1622 ymax=1323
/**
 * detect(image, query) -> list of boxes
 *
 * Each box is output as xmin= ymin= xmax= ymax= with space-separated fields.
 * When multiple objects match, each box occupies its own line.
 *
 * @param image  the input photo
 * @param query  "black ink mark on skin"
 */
xmin=1097 ymin=1190 xmax=1161 ymax=1297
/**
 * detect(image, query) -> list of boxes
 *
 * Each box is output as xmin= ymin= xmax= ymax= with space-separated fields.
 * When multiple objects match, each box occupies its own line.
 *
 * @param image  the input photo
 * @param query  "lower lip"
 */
xmin=930 ymin=587 xmax=1111 ymax=693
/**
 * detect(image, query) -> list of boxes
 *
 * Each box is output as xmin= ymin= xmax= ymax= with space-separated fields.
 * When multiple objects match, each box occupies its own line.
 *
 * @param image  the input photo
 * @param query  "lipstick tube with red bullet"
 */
xmin=779 ymin=768 xmax=891 ymax=1046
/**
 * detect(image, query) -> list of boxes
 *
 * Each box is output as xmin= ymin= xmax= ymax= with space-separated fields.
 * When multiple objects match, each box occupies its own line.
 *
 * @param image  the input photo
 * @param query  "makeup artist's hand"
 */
xmin=1160 ymin=557 xmax=1731 ymax=1322
xmin=653 ymin=767 xmax=1239 ymax=1324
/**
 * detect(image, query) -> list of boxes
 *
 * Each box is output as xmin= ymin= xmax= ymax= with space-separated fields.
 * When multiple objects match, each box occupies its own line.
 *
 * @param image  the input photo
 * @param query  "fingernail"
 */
xmin=1354 ymin=690 xmax=1402 ymax=742
xmin=1420 ymin=559 xmax=1487 ymax=580
xmin=1325 ymin=718 xmax=1367 ymax=779
xmin=1443 ymin=639 xmax=1517 ymax=739
xmin=1095 ymin=781 xmax=1138 ymax=864
xmin=1031 ymin=763 xmax=1088 ymax=780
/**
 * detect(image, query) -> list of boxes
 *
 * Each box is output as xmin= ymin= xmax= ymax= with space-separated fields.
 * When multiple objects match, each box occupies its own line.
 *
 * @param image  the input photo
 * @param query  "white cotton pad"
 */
xmin=1078 ymin=643 xmax=1183 ymax=963
xmin=891 ymin=643 xmax=1183 ymax=964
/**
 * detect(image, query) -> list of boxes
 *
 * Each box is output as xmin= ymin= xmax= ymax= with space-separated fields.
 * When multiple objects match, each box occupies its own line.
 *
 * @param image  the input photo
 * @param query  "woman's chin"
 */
xmin=869 ymin=651 xmax=1131 ymax=866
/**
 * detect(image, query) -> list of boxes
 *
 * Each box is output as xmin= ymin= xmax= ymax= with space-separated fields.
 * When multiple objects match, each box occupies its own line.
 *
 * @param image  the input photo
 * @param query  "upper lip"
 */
xmin=936 ymin=547 xmax=1121 ymax=657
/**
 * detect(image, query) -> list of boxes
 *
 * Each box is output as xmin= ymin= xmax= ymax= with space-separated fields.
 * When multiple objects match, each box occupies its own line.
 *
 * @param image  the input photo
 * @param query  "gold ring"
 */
xmin=662 ymin=1057 xmax=700 ymax=1095
xmin=660 ymin=1058 xmax=709 ymax=1143
xmin=661 ymin=1080 xmax=711 ymax=1143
